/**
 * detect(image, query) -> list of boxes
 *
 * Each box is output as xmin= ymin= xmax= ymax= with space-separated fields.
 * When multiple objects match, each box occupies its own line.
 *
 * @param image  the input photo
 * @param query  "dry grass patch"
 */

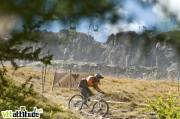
xmin=4 ymin=66 xmax=180 ymax=118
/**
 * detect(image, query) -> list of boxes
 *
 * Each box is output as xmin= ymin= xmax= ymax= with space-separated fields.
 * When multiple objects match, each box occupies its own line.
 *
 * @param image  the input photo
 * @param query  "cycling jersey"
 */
xmin=78 ymin=75 xmax=104 ymax=99
xmin=86 ymin=76 xmax=97 ymax=87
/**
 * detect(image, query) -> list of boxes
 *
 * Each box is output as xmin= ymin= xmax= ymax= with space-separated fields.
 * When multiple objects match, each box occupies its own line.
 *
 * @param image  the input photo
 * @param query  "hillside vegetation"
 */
xmin=158 ymin=30 xmax=180 ymax=44
xmin=0 ymin=71 xmax=80 ymax=119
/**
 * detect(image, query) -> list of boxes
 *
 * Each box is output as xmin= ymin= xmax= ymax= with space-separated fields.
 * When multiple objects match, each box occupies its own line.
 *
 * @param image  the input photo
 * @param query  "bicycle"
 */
xmin=68 ymin=93 xmax=109 ymax=117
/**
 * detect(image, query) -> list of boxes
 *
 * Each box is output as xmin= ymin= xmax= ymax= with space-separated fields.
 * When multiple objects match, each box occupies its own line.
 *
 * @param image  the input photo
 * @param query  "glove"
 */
xmin=100 ymin=91 xmax=105 ymax=94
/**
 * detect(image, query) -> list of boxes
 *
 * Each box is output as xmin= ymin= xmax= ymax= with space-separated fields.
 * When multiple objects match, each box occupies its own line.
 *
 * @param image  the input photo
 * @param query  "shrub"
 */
xmin=147 ymin=94 xmax=180 ymax=119
xmin=0 ymin=76 xmax=79 ymax=119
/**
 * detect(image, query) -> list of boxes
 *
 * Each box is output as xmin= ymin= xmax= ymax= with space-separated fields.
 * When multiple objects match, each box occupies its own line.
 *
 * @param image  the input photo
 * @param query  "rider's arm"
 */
xmin=93 ymin=83 xmax=105 ymax=94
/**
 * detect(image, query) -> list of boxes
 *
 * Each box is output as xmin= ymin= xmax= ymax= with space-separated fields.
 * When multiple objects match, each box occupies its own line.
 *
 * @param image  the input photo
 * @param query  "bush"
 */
xmin=147 ymin=94 xmax=180 ymax=119
xmin=0 ymin=76 xmax=79 ymax=119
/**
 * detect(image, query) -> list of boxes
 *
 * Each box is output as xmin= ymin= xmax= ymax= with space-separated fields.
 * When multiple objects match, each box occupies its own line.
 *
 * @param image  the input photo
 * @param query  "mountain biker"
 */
xmin=78 ymin=73 xmax=105 ymax=102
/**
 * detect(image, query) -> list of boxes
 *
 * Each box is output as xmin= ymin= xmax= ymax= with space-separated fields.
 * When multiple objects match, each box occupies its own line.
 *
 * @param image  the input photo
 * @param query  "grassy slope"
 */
xmin=5 ymin=66 xmax=180 ymax=118
xmin=0 ymin=73 xmax=80 ymax=119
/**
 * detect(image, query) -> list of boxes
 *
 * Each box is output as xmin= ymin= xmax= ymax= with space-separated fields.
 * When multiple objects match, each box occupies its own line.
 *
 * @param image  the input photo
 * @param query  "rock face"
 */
xmin=39 ymin=30 xmax=105 ymax=63
xmin=103 ymin=31 xmax=179 ymax=72
xmin=36 ymin=29 xmax=179 ymax=77
xmin=41 ymin=30 xmax=175 ymax=61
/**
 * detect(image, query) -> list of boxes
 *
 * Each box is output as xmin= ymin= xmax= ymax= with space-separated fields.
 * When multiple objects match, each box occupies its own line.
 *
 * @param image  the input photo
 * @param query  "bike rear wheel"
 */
xmin=68 ymin=94 xmax=84 ymax=110
xmin=91 ymin=99 xmax=109 ymax=117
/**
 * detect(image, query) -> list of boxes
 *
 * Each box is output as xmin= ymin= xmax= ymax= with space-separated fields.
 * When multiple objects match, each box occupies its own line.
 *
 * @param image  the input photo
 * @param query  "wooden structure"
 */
xmin=52 ymin=70 xmax=86 ymax=90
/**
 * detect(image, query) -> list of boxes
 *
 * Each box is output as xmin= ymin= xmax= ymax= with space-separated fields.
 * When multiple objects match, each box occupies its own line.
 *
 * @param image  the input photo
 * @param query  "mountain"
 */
xmin=34 ymin=29 xmax=179 ymax=77
xmin=39 ymin=30 xmax=105 ymax=62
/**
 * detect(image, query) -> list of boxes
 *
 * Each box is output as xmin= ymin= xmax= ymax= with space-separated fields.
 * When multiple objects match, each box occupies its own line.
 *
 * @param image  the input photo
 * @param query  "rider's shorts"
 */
xmin=79 ymin=87 xmax=93 ymax=99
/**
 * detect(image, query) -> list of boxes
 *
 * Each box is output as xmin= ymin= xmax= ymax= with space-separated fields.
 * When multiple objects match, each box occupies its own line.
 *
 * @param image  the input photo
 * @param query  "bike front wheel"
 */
xmin=91 ymin=99 xmax=109 ymax=117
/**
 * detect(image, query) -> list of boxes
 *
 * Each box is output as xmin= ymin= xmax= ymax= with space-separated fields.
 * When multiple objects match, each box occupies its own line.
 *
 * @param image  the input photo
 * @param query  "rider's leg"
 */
xmin=79 ymin=87 xmax=88 ymax=110
xmin=86 ymin=88 xmax=93 ymax=101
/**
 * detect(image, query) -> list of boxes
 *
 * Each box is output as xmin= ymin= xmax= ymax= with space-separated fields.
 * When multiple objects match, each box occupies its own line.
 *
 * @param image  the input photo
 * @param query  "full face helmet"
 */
xmin=94 ymin=73 xmax=104 ymax=79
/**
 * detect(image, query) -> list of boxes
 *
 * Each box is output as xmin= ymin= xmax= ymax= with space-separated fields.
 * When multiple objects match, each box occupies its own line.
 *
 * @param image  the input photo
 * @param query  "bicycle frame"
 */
xmin=69 ymin=93 xmax=109 ymax=117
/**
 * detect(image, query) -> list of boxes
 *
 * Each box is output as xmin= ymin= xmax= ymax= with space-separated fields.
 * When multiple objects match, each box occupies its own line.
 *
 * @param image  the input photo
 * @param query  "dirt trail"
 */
xmin=39 ymin=86 xmax=147 ymax=119
xmin=8 ymin=73 xmax=110 ymax=118
xmin=43 ymin=92 xmax=112 ymax=119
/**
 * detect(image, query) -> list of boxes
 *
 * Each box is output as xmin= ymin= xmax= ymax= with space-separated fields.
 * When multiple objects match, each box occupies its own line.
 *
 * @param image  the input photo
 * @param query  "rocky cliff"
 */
xmin=21 ymin=29 xmax=180 ymax=78
xmin=38 ymin=30 xmax=178 ymax=70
